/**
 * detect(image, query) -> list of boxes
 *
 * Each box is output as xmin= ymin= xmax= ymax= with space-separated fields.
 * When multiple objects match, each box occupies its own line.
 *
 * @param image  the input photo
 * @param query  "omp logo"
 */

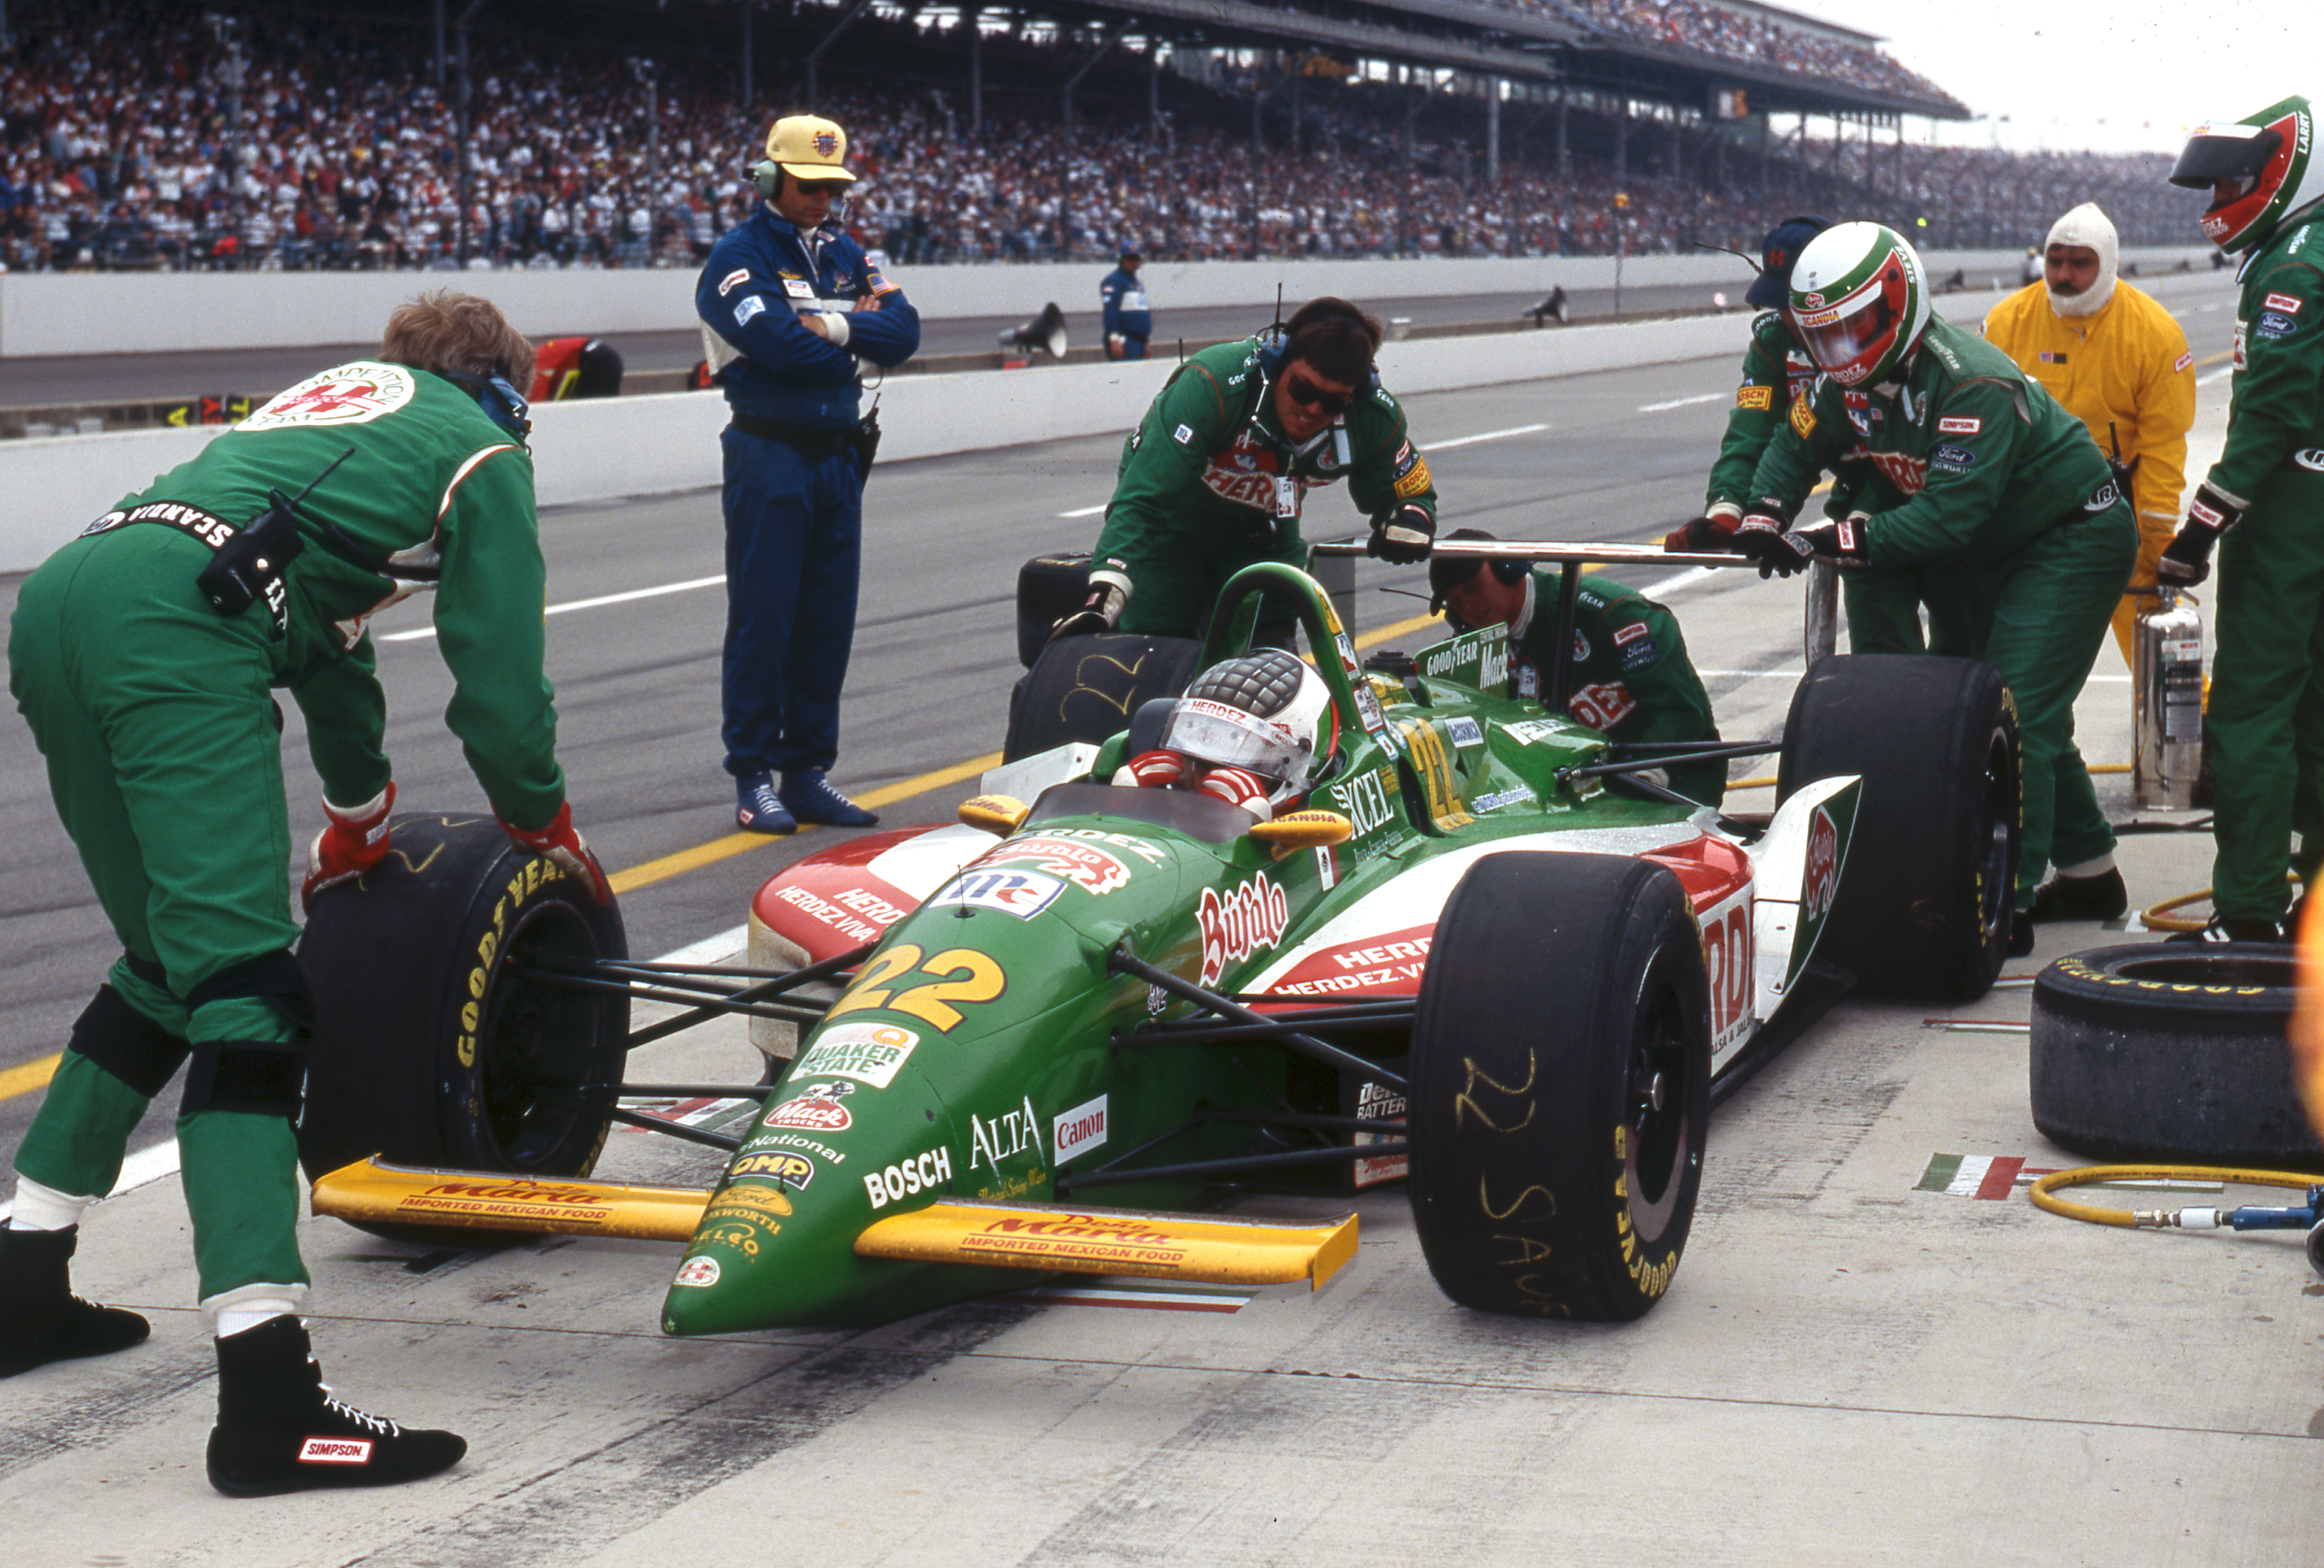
xmin=1198 ymin=873 xmax=1290 ymax=985
xmin=1803 ymin=805 xmax=1840 ymax=923
xmin=2293 ymin=448 xmax=2324 ymax=473
xmin=298 ymin=1438 xmax=374 ymax=1465
xmin=724 ymin=1154 xmax=813 ymax=1194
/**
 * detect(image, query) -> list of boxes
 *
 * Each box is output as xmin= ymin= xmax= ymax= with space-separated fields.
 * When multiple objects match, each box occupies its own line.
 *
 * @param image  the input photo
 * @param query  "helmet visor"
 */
xmin=1159 ymin=697 xmax=1305 ymax=780
xmin=1791 ymin=267 xmax=1902 ymax=381
xmin=2170 ymin=124 xmax=2279 ymax=188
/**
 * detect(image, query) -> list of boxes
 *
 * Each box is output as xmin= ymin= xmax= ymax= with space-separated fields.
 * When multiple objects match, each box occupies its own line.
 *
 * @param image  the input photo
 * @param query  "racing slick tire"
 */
xmin=296 ymin=814 xmax=630 ymax=1237
xmin=1003 ymin=631 xmax=1203 ymax=762
xmin=1777 ymin=654 xmax=2019 ymax=1001
xmin=1407 ymin=852 xmax=1710 ymax=1321
xmin=1016 ymin=551 xmax=1094 ymax=669
xmin=2029 ymin=943 xmax=2324 ymax=1167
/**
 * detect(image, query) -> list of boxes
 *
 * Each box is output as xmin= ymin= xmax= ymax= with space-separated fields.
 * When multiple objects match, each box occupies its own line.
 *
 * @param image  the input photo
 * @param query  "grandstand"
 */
xmin=0 ymin=0 xmax=2198 ymax=275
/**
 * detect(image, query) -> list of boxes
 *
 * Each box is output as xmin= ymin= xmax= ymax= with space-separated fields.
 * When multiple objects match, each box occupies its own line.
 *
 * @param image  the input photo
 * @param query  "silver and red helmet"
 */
xmin=1160 ymin=649 xmax=1336 ymax=801
xmin=1785 ymin=221 xmax=1931 ymax=389
xmin=2170 ymin=95 xmax=2323 ymax=254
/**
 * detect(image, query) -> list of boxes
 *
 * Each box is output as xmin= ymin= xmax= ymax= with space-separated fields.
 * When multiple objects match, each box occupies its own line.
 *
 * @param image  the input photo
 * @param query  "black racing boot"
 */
xmin=0 ymin=1224 xmax=150 ymax=1378
xmin=2027 ymin=866 xmax=2129 ymax=922
xmin=206 ymin=1315 xmax=466 ymax=1497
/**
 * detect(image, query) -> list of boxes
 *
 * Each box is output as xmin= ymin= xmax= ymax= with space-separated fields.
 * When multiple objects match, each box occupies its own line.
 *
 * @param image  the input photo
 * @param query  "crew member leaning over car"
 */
xmin=1433 ymin=529 xmax=1725 ymax=808
xmin=1667 ymin=215 xmax=1955 ymax=656
xmin=1731 ymin=223 xmax=2136 ymax=954
xmin=1 ymin=292 xmax=607 ymax=1497
xmin=1054 ymin=297 xmax=1438 ymax=644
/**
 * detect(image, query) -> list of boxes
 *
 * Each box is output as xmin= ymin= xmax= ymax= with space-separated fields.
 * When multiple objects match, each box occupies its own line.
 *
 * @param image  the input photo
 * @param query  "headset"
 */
xmin=442 ymin=369 xmax=532 ymax=440
xmin=752 ymin=158 xmax=852 ymax=228
xmin=1254 ymin=298 xmax=1382 ymax=391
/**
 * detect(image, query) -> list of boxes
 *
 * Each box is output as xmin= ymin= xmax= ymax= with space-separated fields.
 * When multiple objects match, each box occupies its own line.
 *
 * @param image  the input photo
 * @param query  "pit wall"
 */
xmin=0 ymin=248 xmax=2225 ymax=574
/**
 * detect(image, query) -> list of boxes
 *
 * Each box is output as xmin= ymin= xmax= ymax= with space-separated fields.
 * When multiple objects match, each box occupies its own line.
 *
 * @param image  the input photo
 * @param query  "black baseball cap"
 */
xmin=1746 ymin=216 xmax=1827 ymax=309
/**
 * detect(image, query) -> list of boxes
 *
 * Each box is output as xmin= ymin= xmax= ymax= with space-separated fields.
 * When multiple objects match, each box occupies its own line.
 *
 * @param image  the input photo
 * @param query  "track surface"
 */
xmin=12 ymin=271 xmax=2316 ymax=1565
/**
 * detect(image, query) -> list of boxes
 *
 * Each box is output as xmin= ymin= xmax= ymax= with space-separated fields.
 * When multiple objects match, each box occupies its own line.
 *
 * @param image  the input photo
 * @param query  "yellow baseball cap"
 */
xmin=764 ymin=115 xmax=857 ymax=183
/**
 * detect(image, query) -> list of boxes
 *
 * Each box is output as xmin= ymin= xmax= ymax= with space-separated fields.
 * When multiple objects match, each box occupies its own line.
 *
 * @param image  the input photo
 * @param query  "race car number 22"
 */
xmin=825 ymin=943 xmax=1006 ymax=1032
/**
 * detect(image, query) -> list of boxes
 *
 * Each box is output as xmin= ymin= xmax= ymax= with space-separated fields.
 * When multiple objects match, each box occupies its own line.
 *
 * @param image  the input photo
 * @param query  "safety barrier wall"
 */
xmin=0 ymin=254 xmax=2233 ymax=573
xmin=0 ymin=246 xmax=2218 ymax=359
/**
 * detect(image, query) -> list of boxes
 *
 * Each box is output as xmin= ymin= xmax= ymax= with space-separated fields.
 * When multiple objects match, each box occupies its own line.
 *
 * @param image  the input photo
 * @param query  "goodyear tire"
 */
xmin=1016 ymin=551 xmax=1093 ymax=669
xmin=2029 ymin=943 xmax=2324 ymax=1167
xmin=297 ymin=814 xmax=630 ymax=1239
xmin=1407 ymin=852 xmax=1710 ymax=1321
xmin=1003 ymin=631 xmax=1202 ymax=762
xmin=1778 ymin=654 xmax=2019 ymax=1001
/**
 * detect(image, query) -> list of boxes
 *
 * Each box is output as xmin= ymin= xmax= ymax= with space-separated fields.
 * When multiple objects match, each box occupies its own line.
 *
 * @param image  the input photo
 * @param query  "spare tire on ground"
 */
xmin=2029 ymin=942 xmax=2324 ymax=1168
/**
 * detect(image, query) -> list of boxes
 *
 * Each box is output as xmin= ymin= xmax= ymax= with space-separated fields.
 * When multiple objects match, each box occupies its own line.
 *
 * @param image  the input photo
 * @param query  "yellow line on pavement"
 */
xmin=0 ymin=1055 xmax=59 ymax=1103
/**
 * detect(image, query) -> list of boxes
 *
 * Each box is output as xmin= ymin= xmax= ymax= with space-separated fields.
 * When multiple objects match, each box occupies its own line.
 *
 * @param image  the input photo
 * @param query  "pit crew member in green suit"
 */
xmin=2156 ymin=95 xmax=2324 ymax=943
xmin=1 ymin=292 xmax=608 ymax=1497
xmin=1057 ymin=297 xmax=1440 ymax=642
xmin=1433 ymin=529 xmax=1725 ymax=809
xmin=1732 ymin=224 xmax=2136 ymax=953
xmin=1667 ymin=215 xmax=1949 ymax=656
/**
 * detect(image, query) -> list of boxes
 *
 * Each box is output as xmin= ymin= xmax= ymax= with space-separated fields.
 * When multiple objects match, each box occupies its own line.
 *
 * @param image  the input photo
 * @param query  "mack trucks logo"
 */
xmin=1198 ymin=871 xmax=1290 ymax=986
xmin=973 ymin=837 xmax=1132 ymax=893
xmin=763 ymin=1082 xmax=854 ymax=1133
xmin=241 ymin=361 xmax=415 ymax=429
xmin=971 ymin=1094 xmax=1046 ymax=1177
xmin=1802 ymin=804 xmax=1840 ymax=924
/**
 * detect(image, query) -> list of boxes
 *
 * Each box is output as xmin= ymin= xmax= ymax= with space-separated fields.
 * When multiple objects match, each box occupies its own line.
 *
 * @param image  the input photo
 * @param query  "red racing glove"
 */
xmin=499 ymin=801 xmax=612 ymax=905
xmin=1123 ymin=750 xmax=1189 ymax=790
xmin=1197 ymin=765 xmax=1276 ymax=820
xmin=1663 ymin=506 xmax=1741 ymax=553
xmin=302 ymin=782 xmax=395 ymax=907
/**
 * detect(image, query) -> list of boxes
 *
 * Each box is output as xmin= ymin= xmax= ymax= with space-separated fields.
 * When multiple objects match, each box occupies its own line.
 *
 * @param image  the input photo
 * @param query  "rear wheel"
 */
xmin=297 ymin=814 xmax=629 ymax=1241
xmin=1778 ymin=654 xmax=2018 ymax=1001
xmin=1407 ymin=853 xmax=1710 ymax=1321
xmin=1003 ymin=631 xmax=1202 ymax=762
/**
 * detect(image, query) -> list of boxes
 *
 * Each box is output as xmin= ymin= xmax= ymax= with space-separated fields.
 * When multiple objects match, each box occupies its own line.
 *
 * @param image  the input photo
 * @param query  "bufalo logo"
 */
xmin=1197 ymin=871 xmax=1290 ymax=986
xmin=1802 ymin=803 xmax=1840 ymax=924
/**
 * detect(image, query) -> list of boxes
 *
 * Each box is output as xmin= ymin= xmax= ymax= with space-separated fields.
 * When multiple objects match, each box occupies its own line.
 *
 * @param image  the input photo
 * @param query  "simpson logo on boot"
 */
xmin=299 ymin=1437 xmax=376 ymax=1464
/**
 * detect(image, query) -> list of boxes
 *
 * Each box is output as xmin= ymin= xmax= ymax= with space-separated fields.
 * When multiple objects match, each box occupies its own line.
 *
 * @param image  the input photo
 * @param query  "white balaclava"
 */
xmin=2045 ymin=201 xmax=2119 ymax=318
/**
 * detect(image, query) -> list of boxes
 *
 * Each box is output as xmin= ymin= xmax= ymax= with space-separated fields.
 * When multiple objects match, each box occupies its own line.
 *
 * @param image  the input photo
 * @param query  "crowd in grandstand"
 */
xmin=0 ymin=1 xmax=2196 ymax=276
xmin=1531 ymin=0 xmax=1960 ymax=108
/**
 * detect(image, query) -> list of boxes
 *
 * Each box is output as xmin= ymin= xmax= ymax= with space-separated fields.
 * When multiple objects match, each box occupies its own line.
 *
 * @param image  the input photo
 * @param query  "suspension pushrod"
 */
xmin=506 ymin=967 xmax=830 ymax=1024
xmin=1108 ymin=946 xmax=1408 ymax=1093
xmin=621 ymin=940 xmax=876 ymax=1052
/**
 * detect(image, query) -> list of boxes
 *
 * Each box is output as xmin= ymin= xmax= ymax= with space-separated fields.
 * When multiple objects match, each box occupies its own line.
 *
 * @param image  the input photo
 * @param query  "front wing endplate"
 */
xmin=312 ymin=1157 xmax=712 ymax=1241
xmin=854 ymin=1199 xmax=1359 ymax=1290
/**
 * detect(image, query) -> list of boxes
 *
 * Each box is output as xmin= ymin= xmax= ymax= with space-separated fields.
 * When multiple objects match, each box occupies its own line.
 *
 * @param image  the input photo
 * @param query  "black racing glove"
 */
xmin=2159 ymin=482 xmax=2245 ymax=586
xmin=1367 ymin=503 xmax=1435 ymax=564
xmin=1729 ymin=506 xmax=1797 ymax=579
xmin=1048 ymin=562 xmax=1133 ymax=642
xmin=1663 ymin=509 xmax=1740 ymax=553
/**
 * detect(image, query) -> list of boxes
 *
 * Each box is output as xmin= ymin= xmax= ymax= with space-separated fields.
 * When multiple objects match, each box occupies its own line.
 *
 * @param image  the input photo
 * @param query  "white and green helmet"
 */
xmin=1785 ymin=221 xmax=1932 ymax=389
xmin=2170 ymin=95 xmax=2324 ymax=254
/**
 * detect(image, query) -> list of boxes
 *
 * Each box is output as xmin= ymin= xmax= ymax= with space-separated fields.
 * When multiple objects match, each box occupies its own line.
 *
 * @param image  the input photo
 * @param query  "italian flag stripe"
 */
xmin=1916 ymin=1152 xmax=1963 ymax=1192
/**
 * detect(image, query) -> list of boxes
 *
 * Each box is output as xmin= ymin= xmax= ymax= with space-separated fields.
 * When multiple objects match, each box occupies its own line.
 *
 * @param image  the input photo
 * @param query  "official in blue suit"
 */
xmin=696 ymin=114 xmax=920 ymax=833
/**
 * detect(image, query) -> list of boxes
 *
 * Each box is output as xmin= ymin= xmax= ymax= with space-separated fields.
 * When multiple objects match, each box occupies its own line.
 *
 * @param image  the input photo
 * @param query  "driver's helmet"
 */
xmin=1159 ymin=649 xmax=1336 ymax=803
xmin=2170 ymin=95 xmax=2323 ymax=254
xmin=1785 ymin=221 xmax=1931 ymax=389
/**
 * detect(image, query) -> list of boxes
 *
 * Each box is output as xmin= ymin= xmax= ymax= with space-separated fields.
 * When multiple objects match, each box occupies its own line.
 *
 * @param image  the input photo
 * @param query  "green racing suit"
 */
xmin=2203 ymin=210 xmax=2324 ymax=926
xmin=7 ymin=360 xmax=570 ymax=1304
xmin=1096 ymin=337 xmax=1439 ymax=639
xmin=1744 ymin=315 xmax=2136 ymax=907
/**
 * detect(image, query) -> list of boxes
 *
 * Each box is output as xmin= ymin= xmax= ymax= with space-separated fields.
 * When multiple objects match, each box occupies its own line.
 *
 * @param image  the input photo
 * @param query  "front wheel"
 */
xmin=296 ymin=814 xmax=629 ymax=1238
xmin=1407 ymin=852 xmax=1710 ymax=1321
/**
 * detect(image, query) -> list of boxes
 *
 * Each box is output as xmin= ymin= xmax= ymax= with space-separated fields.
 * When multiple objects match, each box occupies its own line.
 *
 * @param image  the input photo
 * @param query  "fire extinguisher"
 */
xmin=2133 ymin=586 xmax=2205 ymax=810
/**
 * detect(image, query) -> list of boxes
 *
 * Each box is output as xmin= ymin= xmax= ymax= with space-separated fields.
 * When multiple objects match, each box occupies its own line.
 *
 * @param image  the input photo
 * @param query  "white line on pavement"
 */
xmin=1637 ymin=393 xmax=1725 ymax=413
xmin=380 ymin=573 xmax=729 ymax=644
xmin=2197 ymin=366 xmax=2235 ymax=387
xmin=1427 ymin=422 xmax=1550 ymax=450
xmin=0 ymin=925 xmax=755 ymax=1222
xmin=1055 ymin=503 xmax=1107 ymax=518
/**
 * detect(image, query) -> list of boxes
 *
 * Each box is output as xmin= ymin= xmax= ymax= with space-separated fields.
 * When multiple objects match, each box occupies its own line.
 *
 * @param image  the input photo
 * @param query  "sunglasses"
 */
xmin=1284 ymin=371 xmax=1353 ymax=416
xmin=794 ymin=179 xmax=850 ymax=196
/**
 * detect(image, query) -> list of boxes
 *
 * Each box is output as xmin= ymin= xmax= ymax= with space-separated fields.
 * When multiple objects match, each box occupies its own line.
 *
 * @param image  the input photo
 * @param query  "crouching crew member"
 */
xmin=2 ymin=291 xmax=608 ymax=1495
xmin=1435 ymin=529 xmax=1725 ymax=808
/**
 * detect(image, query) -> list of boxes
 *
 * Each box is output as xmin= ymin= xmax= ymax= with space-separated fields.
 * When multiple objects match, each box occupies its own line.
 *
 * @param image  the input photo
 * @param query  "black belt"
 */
xmin=81 ymin=499 xmax=239 ymax=548
xmin=729 ymin=414 xmax=855 ymax=460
